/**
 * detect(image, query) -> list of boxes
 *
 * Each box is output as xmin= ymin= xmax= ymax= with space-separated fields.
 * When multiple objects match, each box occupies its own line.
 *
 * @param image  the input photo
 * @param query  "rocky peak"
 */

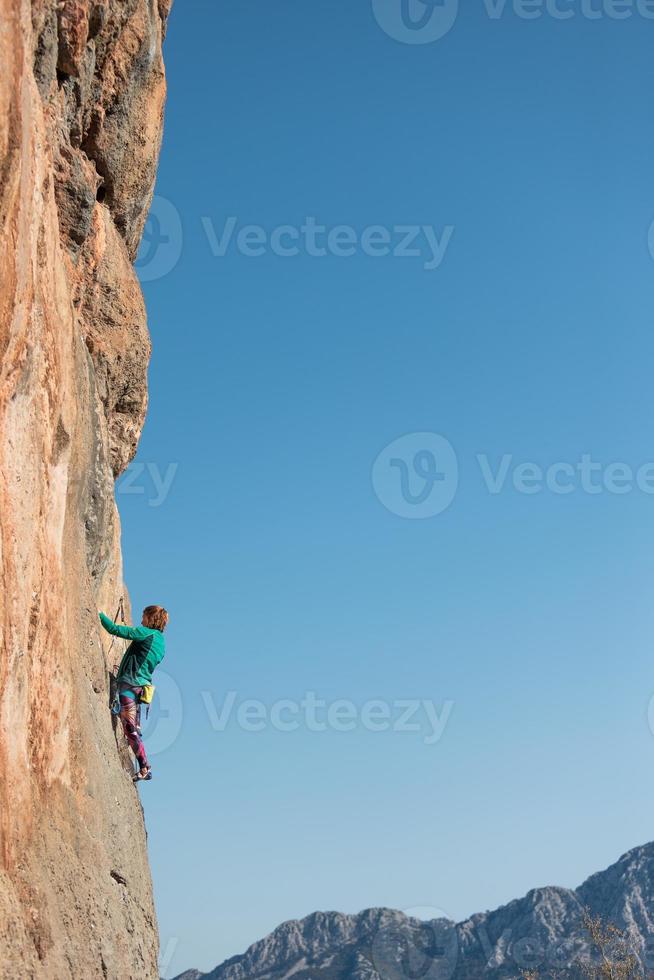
xmin=172 ymin=843 xmax=654 ymax=980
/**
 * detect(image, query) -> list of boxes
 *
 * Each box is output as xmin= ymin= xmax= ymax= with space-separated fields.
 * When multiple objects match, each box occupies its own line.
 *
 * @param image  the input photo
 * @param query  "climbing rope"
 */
xmin=106 ymin=596 xmax=126 ymax=667
xmin=106 ymin=596 xmax=126 ymax=716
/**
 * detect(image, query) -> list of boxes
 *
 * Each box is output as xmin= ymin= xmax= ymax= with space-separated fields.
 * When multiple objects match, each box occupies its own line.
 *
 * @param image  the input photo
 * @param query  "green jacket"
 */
xmin=99 ymin=612 xmax=166 ymax=687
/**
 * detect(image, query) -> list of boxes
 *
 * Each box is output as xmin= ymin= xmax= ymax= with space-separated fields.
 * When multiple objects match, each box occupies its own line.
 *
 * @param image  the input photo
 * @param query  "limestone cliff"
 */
xmin=0 ymin=1 xmax=171 ymax=976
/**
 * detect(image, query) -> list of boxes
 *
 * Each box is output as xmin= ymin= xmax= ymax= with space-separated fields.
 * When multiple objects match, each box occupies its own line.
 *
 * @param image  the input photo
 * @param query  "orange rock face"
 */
xmin=0 ymin=1 xmax=171 ymax=976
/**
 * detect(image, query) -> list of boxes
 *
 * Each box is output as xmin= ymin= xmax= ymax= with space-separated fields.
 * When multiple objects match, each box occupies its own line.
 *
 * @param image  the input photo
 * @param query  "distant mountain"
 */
xmin=171 ymin=843 xmax=654 ymax=980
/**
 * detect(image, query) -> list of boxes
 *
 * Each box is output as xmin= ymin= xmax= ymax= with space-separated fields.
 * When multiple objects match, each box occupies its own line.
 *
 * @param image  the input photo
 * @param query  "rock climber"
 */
xmin=99 ymin=605 xmax=169 ymax=782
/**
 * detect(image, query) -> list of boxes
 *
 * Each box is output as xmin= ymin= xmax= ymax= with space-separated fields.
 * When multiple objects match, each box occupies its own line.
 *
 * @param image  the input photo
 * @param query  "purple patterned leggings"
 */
xmin=119 ymin=691 xmax=149 ymax=770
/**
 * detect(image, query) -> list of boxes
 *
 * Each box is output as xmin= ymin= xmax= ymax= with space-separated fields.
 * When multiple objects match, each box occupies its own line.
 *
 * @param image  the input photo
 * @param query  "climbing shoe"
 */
xmin=133 ymin=766 xmax=152 ymax=782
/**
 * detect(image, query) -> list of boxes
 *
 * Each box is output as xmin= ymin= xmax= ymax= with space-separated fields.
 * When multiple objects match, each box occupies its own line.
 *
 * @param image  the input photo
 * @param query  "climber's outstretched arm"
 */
xmin=99 ymin=611 xmax=148 ymax=641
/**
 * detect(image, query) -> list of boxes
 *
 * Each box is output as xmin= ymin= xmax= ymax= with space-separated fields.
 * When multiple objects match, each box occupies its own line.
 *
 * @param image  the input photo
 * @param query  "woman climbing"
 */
xmin=99 ymin=605 xmax=169 ymax=782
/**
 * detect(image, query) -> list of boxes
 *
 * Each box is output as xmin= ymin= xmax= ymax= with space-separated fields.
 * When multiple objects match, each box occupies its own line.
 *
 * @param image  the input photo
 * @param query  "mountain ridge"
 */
xmin=171 ymin=842 xmax=654 ymax=980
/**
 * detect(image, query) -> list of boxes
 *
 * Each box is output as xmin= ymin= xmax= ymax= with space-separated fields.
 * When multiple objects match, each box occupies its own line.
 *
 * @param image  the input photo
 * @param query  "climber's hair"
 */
xmin=142 ymin=605 xmax=169 ymax=632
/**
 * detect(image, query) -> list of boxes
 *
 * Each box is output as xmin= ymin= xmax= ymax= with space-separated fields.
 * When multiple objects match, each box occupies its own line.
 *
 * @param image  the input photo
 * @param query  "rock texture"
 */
xmin=173 ymin=843 xmax=654 ymax=980
xmin=0 ymin=0 xmax=171 ymax=976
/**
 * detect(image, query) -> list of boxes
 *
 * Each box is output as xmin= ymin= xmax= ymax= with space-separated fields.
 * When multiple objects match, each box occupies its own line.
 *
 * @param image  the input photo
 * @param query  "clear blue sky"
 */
xmin=117 ymin=2 xmax=654 ymax=975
